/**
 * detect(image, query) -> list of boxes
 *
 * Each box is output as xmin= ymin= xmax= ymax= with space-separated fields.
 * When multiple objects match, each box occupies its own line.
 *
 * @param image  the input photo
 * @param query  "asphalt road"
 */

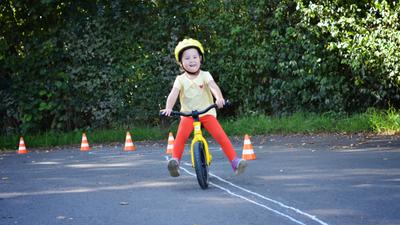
xmin=1 ymin=134 xmax=399 ymax=225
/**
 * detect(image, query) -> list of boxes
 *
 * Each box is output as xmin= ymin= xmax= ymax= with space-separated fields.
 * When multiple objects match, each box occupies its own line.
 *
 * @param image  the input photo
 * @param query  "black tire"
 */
xmin=193 ymin=141 xmax=209 ymax=189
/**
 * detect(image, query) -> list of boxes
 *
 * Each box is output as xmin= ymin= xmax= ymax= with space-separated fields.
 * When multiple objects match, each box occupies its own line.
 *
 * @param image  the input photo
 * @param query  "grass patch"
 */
xmin=367 ymin=107 xmax=400 ymax=135
xmin=221 ymin=111 xmax=371 ymax=135
xmin=0 ymin=127 xmax=166 ymax=151
xmin=1 ymin=108 xmax=399 ymax=151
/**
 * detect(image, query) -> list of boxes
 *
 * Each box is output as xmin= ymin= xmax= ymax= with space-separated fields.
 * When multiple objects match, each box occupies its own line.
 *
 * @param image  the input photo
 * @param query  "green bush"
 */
xmin=1 ymin=0 xmax=399 ymax=135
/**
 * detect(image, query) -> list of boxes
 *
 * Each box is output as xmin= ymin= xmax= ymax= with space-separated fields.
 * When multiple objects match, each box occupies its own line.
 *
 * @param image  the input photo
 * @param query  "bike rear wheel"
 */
xmin=193 ymin=141 xmax=209 ymax=189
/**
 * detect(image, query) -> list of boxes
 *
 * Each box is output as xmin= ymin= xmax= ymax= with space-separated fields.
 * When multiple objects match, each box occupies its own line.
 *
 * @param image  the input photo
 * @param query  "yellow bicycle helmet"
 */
xmin=174 ymin=38 xmax=205 ymax=63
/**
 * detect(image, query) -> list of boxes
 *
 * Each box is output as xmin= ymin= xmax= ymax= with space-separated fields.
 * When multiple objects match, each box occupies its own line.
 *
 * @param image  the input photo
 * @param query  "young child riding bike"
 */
xmin=161 ymin=38 xmax=247 ymax=177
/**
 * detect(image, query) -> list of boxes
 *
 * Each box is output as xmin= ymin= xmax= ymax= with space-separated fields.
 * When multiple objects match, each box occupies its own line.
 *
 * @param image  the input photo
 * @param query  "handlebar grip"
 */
xmin=159 ymin=110 xmax=182 ymax=117
xmin=160 ymin=100 xmax=231 ymax=117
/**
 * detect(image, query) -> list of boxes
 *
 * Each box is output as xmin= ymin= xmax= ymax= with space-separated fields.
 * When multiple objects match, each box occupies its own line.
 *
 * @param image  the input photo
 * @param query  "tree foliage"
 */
xmin=1 ymin=0 xmax=399 ymax=134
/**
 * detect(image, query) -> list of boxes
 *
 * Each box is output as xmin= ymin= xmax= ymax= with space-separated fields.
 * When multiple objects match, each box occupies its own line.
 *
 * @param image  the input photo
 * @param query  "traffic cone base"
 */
xmin=80 ymin=133 xmax=90 ymax=151
xmin=242 ymin=134 xmax=256 ymax=160
xmin=166 ymin=132 xmax=174 ymax=155
xmin=17 ymin=137 xmax=28 ymax=154
xmin=124 ymin=132 xmax=136 ymax=151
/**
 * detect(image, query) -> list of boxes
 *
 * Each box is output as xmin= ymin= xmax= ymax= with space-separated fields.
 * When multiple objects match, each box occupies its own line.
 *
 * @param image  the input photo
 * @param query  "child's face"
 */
xmin=181 ymin=48 xmax=201 ymax=74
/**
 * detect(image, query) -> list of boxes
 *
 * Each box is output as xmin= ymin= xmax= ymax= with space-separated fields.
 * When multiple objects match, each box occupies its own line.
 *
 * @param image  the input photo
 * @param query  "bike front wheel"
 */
xmin=193 ymin=141 xmax=209 ymax=189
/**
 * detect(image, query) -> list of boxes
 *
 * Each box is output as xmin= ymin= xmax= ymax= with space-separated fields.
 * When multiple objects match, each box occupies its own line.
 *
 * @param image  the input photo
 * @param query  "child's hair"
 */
xmin=174 ymin=38 xmax=205 ymax=63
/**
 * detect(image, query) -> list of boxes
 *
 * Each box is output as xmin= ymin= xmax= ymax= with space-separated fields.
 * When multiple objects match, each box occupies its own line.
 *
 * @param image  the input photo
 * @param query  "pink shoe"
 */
xmin=231 ymin=158 xmax=247 ymax=175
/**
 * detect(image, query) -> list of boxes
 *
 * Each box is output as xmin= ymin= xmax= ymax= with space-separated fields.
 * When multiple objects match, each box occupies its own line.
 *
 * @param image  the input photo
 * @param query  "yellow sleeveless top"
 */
xmin=173 ymin=70 xmax=216 ymax=117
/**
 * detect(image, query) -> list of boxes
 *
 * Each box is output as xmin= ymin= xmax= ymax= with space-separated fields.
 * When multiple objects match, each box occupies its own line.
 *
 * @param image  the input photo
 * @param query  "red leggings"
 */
xmin=172 ymin=115 xmax=237 ymax=162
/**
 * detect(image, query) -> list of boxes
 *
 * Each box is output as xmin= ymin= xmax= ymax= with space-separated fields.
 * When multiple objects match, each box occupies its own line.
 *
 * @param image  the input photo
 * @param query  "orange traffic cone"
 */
xmin=124 ymin=132 xmax=136 ymax=151
xmin=242 ymin=134 xmax=256 ymax=160
xmin=80 ymin=133 xmax=90 ymax=151
xmin=166 ymin=132 xmax=174 ymax=154
xmin=17 ymin=137 xmax=28 ymax=154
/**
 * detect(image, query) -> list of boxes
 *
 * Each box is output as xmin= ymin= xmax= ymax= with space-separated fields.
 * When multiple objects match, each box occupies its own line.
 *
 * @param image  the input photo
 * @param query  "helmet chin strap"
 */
xmin=185 ymin=69 xmax=200 ymax=75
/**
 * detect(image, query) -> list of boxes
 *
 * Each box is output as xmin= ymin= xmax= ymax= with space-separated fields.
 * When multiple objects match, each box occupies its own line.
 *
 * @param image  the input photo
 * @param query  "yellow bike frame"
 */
xmin=190 ymin=121 xmax=212 ymax=167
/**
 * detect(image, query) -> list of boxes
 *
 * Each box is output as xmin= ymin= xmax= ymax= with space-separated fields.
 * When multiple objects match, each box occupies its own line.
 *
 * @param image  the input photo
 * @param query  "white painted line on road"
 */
xmin=165 ymin=156 xmax=328 ymax=225
xmin=179 ymin=166 xmax=306 ymax=225
xmin=209 ymin=172 xmax=329 ymax=225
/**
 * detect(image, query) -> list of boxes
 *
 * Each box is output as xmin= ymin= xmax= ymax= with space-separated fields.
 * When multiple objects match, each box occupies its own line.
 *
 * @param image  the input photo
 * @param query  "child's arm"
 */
xmin=208 ymin=80 xmax=225 ymax=108
xmin=162 ymin=87 xmax=180 ymax=116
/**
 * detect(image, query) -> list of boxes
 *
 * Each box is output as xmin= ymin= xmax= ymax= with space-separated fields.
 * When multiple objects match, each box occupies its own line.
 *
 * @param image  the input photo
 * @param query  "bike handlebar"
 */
xmin=160 ymin=100 xmax=231 ymax=118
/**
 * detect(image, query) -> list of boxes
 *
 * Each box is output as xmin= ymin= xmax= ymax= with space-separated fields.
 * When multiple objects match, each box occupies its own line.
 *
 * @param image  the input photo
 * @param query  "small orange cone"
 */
xmin=242 ymin=134 xmax=256 ymax=160
xmin=124 ymin=132 xmax=136 ymax=151
xmin=17 ymin=137 xmax=28 ymax=154
xmin=80 ymin=133 xmax=90 ymax=151
xmin=166 ymin=132 xmax=174 ymax=154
